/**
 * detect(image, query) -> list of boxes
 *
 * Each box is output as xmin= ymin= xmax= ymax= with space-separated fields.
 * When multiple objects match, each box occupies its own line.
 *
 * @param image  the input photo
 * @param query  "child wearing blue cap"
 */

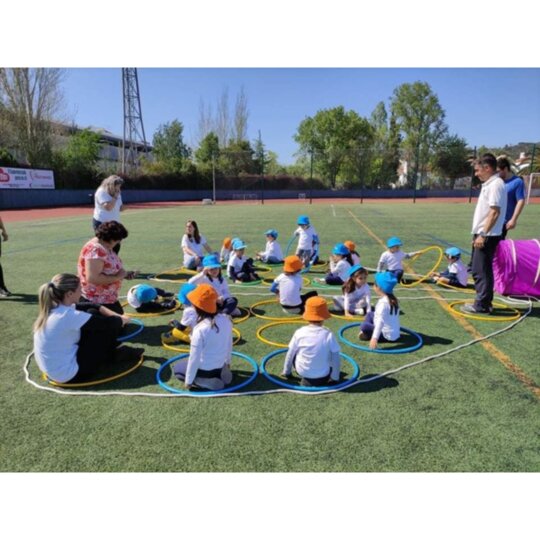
xmin=332 ymin=265 xmax=371 ymax=316
xmin=126 ymin=284 xmax=175 ymax=313
xmin=162 ymin=282 xmax=199 ymax=344
xmin=376 ymin=236 xmax=421 ymax=283
xmin=294 ymin=215 xmax=319 ymax=267
xmin=430 ymin=247 xmax=468 ymax=287
xmin=359 ymin=271 xmax=400 ymax=349
xmin=256 ymin=229 xmax=284 ymax=264
xmin=315 ymin=243 xmax=353 ymax=285
xmin=189 ymin=254 xmax=239 ymax=315
xmin=227 ymin=239 xmax=259 ymax=283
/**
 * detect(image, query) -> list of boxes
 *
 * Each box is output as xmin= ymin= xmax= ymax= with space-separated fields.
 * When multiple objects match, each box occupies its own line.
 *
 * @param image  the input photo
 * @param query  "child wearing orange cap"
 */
xmin=220 ymin=237 xmax=233 ymax=265
xmin=172 ymin=283 xmax=234 ymax=391
xmin=270 ymin=255 xmax=317 ymax=314
xmin=281 ymin=296 xmax=341 ymax=387
xmin=344 ymin=240 xmax=361 ymax=266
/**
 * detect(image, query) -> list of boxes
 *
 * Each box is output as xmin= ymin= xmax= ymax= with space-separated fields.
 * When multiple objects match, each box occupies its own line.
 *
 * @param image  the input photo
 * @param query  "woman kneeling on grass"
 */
xmin=172 ymin=283 xmax=234 ymax=391
xmin=33 ymin=273 xmax=144 ymax=384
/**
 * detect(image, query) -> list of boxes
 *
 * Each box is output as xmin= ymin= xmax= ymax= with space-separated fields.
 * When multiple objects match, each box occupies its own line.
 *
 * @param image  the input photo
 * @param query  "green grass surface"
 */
xmin=1 ymin=200 xmax=539 ymax=472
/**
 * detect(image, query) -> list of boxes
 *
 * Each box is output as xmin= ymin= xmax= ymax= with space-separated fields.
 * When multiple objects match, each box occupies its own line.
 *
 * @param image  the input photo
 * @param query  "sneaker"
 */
xmin=114 ymin=345 xmax=144 ymax=362
xmin=160 ymin=299 xmax=176 ymax=310
xmin=192 ymin=376 xmax=225 ymax=391
xmin=354 ymin=307 xmax=366 ymax=316
xmin=169 ymin=319 xmax=183 ymax=330
xmin=0 ymin=288 xmax=11 ymax=298
xmin=461 ymin=303 xmax=491 ymax=314
xmin=358 ymin=331 xmax=370 ymax=341
xmin=231 ymin=308 xmax=242 ymax=317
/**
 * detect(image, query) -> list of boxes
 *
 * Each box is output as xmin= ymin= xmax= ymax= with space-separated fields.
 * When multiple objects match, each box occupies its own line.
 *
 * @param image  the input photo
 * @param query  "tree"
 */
xmin=294 ymin=106 xmax=374 ymax=188
xmin=0 ymin=68 xmax=64 ymax=167
xmin=61 ymin=129 xmax=101 ymax=174
xmin=391 ymin=81 xmax=447 ymax=188
xmin=218 ymin=140 xmax=256 ymax=177
xmin=232 ymin=86 xmax=249 ymax=143
xmin=431 ymin=134 xmax=470 ymax=188
xmin=152 ymin=119 xmax=191 ymax=173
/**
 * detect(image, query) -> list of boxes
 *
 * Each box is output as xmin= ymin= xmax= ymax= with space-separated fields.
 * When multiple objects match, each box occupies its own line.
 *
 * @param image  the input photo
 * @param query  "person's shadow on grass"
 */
xmin=0 ymin=293 xmax=38 ymax=306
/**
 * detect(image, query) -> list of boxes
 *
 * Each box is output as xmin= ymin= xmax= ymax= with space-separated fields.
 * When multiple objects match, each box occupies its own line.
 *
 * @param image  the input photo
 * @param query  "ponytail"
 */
xmin=387 ymin=293 xmax=399 ymax=315
xmin=33 ymin=274 xmax=80 ymax=333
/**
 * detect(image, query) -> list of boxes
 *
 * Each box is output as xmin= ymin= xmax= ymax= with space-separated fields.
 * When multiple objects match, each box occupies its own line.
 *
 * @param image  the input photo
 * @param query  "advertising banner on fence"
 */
xmin=0 ymin=167 xmax=55 ymax=189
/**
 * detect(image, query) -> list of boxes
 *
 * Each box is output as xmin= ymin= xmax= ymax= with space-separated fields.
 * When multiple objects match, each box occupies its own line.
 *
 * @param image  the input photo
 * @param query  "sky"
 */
xmin=61 ymin=68 xmax=540 ymax=165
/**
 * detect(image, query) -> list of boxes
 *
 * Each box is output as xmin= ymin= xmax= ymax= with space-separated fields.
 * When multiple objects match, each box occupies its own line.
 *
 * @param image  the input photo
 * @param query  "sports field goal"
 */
xmin=525 ymin=173 xmax=540 ymax=204
xmin=231 ymin=193 xmax=260 ymax=203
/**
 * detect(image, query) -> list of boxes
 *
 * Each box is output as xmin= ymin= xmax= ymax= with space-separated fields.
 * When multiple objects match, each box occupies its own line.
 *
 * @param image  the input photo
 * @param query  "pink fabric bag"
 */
xmin=493 ymin=239 xmax=540 ymax=296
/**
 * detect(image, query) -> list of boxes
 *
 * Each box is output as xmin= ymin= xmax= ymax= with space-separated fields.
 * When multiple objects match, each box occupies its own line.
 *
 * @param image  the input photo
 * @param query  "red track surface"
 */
xmin=2 ymin=197 xmax=539 ymax=223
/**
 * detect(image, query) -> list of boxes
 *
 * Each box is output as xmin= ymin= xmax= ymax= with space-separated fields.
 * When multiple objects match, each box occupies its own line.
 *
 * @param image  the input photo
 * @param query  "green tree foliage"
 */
xmin=60 ymin=129 xmax=101 ymax=174
xmin=218 ymin=139 xmax=256 ymax=177
xmin=194 ymin=132 xmax=220 ymax=176
xmin=431 ymin=134 xmax=470 ymax=188
xmin=152 ymin=119 xmax=191 ymax=173
xmin=0 ymin=147 xmax=18 ymax=167
xmin=391 ymin=81 xmax=447 ymax=187
xmin=0 ymin=68 xmax=64 ymax=167
xmin=294 ymin=106 xmax=374 ymax=188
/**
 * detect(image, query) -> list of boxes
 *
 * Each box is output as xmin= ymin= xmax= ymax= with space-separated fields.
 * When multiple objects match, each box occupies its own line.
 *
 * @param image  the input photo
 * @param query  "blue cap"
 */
xmin=265 ymin=229 xmax=278 ymax=239
xmin=202 ymin=254 xmax=221 ymax=269
xmin=297 ymin=215 xmax=310 ymax=225
xmin=134 ymin=284 xmax=157 ymax=304
xmin=177 ymin=282 xmax=197 ymax=305
xmin=332 ymin=243 xmax=350 ymax=256
xmin=386 ymin=236 xmax=402 ymax=248
xmin=232 ymin=239 xmax=247 ymax=250
xmin=346 ymin=264 xmax=365 ymax=279
xmin=375 ymin=271 xmax=398 ymax=294
xmin=445 ymin=247 xmax=461 ymax=258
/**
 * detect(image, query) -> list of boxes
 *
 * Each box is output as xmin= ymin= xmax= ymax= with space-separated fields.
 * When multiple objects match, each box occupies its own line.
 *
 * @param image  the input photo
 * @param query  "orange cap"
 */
xmin=223 ymin=237 xmax=232 ymax=249
xmin=344 ymin=240 xmax=356 ymax=252
xmin=283 ymin=255 xmax=303 ymax=273
xmin=186 ymin=283 xmax=218 ymax=314
xmin=302 ymin=296 xmax=331 ymax=321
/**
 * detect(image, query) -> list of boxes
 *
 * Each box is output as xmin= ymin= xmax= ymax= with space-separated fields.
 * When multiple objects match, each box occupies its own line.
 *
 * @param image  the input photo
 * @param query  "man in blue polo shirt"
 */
xmin=497 ymin=156 xmax=526 ymax=239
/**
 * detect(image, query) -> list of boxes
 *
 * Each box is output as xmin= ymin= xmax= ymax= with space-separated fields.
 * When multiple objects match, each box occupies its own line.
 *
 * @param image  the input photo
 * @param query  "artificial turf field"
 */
xmin=1 ymin=199 xmax=539 ymax=472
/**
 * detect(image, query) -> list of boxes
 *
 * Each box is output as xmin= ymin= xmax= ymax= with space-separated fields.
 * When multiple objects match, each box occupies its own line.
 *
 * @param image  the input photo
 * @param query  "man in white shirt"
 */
xmin=463 ymin=154 xmax=507 ymax=314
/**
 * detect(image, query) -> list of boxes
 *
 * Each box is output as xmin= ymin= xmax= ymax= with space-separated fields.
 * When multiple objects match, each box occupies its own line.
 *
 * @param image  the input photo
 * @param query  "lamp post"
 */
xmin=309 ymin=148 xmax=314 ymax=205
xmin=212 ymin=152 xmax=216 ymax=204
xmin=468 ymin=146 xmax=477 ymax=204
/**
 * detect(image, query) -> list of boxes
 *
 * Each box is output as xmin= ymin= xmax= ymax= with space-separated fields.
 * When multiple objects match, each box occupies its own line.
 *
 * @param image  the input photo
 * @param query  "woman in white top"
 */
xmin=332 ymin=264 xmax=371 ymax=316
xmin=181 ymin=220 xmax=213 ymax=270
xmin=171 ymin=284 xmax=234 ymax=391
xmin=93 ymin=175 xmax=124 ymax=253
xmin=359 ymin=271 xmax=401 ymax=349
xmin=33 ymin=273 xmax=143 ymax=384
xmin=282 ymin=296 xmax=341 ymax=387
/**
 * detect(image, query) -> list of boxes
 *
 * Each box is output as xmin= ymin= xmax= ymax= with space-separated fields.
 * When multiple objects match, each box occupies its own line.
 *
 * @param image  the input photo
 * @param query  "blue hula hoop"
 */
xmin=285 ymin=234 xmax=296 ymax=257
xmin=156 ymin=351 xmax=259 ymax=395
xmin=260 ymin=348 xmax=359 ymax=392
xmin=117 ymin=319 xmax=144 ymax=342
xmin=338 ymin=322 xmax=423 ymax=354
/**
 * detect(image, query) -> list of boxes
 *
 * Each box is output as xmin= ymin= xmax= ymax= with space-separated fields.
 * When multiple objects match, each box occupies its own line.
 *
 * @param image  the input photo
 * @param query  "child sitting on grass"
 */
xmin=430 ymin=247 xmax=468 ymax=288
xmin=344 ymin=240 xmax=361 ymax=266
xmin=332 ymin=265 xmax=371 ymax=316
xmin=126 ymin=284 xmax=176 ymax=313
xmin=227 ymin=239 xmax=259 ymax=283
xmin=281 ymin=296 xmax=341 ymax=387
xmin=270 ymin=255 xmax=318 ymax=314
xmin=162 ymin=283 xmax=198 ymax=344
xmin=315 ymin=243 xmax=353 ymax=285
xmin=376 ymin=236 xmax=421 ymax=283
xmin=256 ymin=229 xmax=284 ymax=264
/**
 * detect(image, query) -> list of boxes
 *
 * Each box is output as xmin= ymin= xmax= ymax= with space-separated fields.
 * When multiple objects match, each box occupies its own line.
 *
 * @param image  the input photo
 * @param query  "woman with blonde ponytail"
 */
xmin=33 ymin=273 xmax=144 ymax=384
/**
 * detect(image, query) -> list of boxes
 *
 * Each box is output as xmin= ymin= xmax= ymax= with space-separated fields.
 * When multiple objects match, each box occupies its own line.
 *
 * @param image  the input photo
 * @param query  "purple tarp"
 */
xmin=493 ymin=239 xmax=540 ymax=296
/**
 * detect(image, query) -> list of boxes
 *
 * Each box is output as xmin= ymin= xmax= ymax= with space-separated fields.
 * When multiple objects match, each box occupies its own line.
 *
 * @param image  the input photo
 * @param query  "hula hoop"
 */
xmin=249 ymin=298 xmax=303 ymax=322
xmin=262 ymin=276 xmax=311 ymax=287
xmin=150 ymin=267 xmax=197 ymax=283
xmin=400 ymin=245 xmax=444 ymax=288
xmin=230 ymin=279 xmax=262 ymax=286
xmin=447 ymin=300 xmax=522 ymax=322
xmin=329 ymin=310 xmax=366 ymax=321
xmin=117 ymin=319 xmax=144 ymax=342
xmin=285 ymin=234 xmax=296 ymax=256
xmin=161 ymin=326 xmax=242 ymax=352
xmin=253 ymin=265 xmax=272 ymax=275
xmin=338 ymin=322 xmax=423 ymax=354
xmin=231 ymin=306 xmax=251 ymax=324
xmin=120 ymin=299 xmax=181 ymax=317
xmin=156 ymin=351 xmax=259 ymax=395
xmin=256 ymin=320 xmax=305 ymax=347
xmin=260 ymin=349 xmax=359 ymax=392
xmin=45 ymin=353 xmax=144 ymax=388
xmin=436 ymin=281 xmax=475 ymax=294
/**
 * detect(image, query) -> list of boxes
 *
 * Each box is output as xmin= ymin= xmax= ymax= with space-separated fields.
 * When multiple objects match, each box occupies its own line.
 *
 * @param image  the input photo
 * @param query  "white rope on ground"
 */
xmin=23 ymin=295 xmax=534 ymax=399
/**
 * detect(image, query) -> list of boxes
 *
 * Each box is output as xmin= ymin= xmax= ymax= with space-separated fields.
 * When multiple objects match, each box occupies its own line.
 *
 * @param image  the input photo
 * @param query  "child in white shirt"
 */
xmin=162 ymin=283 xmax=198 ymax=344
xmin=316 ymin=243 xmax=353 ymax=285
xmin=294 ymin=215 xmax=319 ymax=267
xmin=256 ymin=229 xmax=284 ymax=264
xmin=376 ymin=236 xmax=421 ymax=283
xmin=359 ymin=272 xmax=401 ymax=349
xmin=227 ymin=239 xmax=259 ymax=282
xmin=431 ymin=247 xmax=468 ymax=287
xmin=332 ymin=265 xmax=371 ymax=316
xmin=270 ymin=255 xmax=317 ymax=314
xmin=220 ymin=237 xmax=232 ymax=265
xmin=281 ymin=296 xmax=341 ymax=387
xmin=126 ymin=284 xmax=175 ymax=313
xmin=344 ymin=240 xmax=361 ymax=266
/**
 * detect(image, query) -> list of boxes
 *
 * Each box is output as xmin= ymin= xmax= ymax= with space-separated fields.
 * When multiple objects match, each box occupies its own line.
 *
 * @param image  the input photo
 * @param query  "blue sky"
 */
xmin=62 ymin=68 xmax=540 ymax=165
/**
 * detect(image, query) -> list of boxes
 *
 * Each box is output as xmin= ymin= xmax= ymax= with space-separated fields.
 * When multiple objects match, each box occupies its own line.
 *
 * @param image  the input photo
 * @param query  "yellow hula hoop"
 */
xmin=436 ymin=281 xmax=476 ymax=294
xmin=447 ymin=300 xmax=522 ymax=322
xmin=232 ymin=306 xmax=251 ymax=324
xmin=262 ymin=276 xmax=311 ymax=287
xmin=253 ymin=264 xmax=272 ymax=275
xmin=161 ymin=326 xmax=241 ymax=352
xmin=329 ymin=310 xmax=366 ymax=321
xmin=150 ymin=267 xmax=197 ymax=283
xmin=256 ymin=320 xmax=305 ymax=348
xmin=120 ymin=299 xmax=181 ymax=317
xmin=400 ymin=245 xmax=444 ymax=288
xmin=249 ymin=298 xmax=303 ymax=322
xmin=44 ymin=354 xmax=144 ymax=388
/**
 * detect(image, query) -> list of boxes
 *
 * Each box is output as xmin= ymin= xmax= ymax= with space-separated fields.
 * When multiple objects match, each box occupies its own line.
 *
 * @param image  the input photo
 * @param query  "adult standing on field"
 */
xmin=462 ymin=154 xmax=507 ymax=315
xmin=93 ymin=175 xmax=125 ymax=254
xmin=497 ymin=156 xmax=526 ymax=239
